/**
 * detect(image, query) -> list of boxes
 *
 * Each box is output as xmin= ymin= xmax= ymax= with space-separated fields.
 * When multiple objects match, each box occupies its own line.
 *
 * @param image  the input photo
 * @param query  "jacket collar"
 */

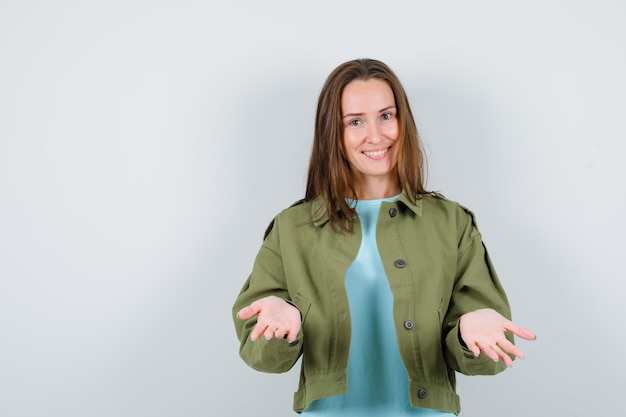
xmin=310 ymin=191 xmax=423 ymax=227
xmin=396 ymin=193 xmax=423 ymax=216
xmin=311 ymin=199 xmax=330 ymax=227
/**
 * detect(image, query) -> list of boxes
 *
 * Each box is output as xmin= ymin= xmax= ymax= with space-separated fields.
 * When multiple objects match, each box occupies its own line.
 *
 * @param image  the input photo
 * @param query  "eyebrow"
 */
xmin=342 ymin=105 xmax=396 ymax=119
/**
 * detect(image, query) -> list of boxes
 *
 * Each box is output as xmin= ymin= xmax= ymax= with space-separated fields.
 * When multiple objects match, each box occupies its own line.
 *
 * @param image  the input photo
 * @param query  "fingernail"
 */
xmin=264 ymin=336 xmax=271 ymax=341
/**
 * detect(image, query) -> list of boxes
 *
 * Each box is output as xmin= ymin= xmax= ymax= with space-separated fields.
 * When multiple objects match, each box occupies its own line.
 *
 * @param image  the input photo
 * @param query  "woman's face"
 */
xmin=341 ymin=78 xmax=400 ymax=193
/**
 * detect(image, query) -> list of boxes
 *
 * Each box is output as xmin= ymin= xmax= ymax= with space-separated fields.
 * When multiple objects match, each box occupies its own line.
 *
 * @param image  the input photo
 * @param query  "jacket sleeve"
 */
xmin=442 ymin=205 xmax=513 ymax=375
xmin=232 ymin=215 xmax=305 ymax=374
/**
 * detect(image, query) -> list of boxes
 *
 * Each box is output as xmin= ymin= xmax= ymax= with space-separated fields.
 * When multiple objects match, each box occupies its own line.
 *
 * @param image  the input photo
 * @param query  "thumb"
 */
xmin=515 ymin=326 xmax=537 ymax=341
xmin=506 ymin=322 xmax=536 ymax=341
xmin=236 ymin=302 xmax=261 ymax=320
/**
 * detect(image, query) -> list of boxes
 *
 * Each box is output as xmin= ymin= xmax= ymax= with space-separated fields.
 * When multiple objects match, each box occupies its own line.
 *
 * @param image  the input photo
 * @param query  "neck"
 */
xmin=352 ymin=177 xmax=401 ymax=200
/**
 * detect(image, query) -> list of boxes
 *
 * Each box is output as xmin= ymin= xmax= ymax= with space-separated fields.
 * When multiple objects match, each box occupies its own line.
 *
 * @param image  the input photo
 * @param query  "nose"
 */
xmin=366 ymin=122 xmax=382 ymax=144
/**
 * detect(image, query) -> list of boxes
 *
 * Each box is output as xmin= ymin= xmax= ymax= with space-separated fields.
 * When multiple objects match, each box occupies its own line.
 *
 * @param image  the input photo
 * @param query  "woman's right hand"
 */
xmin=236 ymin=295 xmax=302 ymax=343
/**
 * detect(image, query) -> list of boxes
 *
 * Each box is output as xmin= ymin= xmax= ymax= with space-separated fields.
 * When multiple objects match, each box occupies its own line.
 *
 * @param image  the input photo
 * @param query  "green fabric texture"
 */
xmin=232 ymin=193 xmax=513 ymax=414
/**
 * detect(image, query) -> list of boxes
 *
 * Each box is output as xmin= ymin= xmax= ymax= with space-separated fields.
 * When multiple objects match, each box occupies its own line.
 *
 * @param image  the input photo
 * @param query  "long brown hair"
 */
xmin=305 ymin=58 xmax=428 ymax=231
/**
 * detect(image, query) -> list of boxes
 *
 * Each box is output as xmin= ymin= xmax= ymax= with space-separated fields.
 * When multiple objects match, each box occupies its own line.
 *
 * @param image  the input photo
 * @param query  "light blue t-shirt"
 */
xmin=302 ymin=196 xmax=453 ymax=417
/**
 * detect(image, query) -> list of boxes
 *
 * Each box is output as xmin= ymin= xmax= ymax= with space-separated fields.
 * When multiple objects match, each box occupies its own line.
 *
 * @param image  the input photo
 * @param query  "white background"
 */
xmin=1 ymin=1 xmax=624 ymax=416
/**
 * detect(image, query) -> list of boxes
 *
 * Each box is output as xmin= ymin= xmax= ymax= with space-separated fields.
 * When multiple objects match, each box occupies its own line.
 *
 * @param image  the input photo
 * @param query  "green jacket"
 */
xmin=232 ymin=193 xmax=513 ymax=414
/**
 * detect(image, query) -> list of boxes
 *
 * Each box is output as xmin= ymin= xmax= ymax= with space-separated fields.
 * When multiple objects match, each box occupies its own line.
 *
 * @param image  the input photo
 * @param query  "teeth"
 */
xmin=363 ymin=149 xmax=387 ymax=157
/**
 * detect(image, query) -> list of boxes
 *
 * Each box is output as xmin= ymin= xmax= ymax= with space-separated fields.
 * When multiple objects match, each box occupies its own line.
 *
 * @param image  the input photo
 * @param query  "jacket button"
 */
xmin=288 ymin=340 xmax=300 ymax=347
xmin=403 ymin=320 xmax=414 ymax=330
xmin=417 ymin=388 xmax=428 ymax=399
xmin=394 ymin=259 xmax=406 ymax=268
xmin=389 ymin=207 xmax=398 ymax=217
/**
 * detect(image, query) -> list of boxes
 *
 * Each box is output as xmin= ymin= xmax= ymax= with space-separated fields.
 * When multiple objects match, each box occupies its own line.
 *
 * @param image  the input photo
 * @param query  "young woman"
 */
xmin=233 ymin=58 xmax=535 ymax=416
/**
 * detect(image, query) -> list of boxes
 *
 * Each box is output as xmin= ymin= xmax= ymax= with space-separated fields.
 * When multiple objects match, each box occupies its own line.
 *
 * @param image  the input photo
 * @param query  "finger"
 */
xmin=497 ymin=338 xmax=526 ymax=360
xmin=490 ymin=342 xmax=514 ymax=367
xmin=498 ymin=350 xmax=514 ymax=367
xmin=275 ymin=324 xmax=295 ymax=339
xmin=514 ymin=326 xmax=536 ymax=341
xmin=250 ymin=323 xmax=268 ymax=341
xmin=483 ymin=338 xmax=517 ymax=367
xmin=465 ymin=340 xmax=481 ymax=357
xmin=505 ymin=322 xmax=536 ymax=341
xmin=273 ymin=322 xmax=299 ymax=343
xmin=281 ymin=326 xmax=299 ymax=343
xmin=476 ymin=342 xmax=500 ymax=362
xmin=263 ymin=326 xmax=278 ymax=340
xmin=236 ymin=303 xmax=261 ymax=320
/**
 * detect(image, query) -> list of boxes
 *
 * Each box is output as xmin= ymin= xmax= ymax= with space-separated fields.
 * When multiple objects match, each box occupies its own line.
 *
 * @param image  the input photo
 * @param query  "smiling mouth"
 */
xmin=362 ymin=147 xmax=389 ymax=158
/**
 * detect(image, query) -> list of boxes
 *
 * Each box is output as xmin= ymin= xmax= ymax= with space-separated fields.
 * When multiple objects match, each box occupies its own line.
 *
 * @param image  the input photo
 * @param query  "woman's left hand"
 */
xmin=459 ymin=308 xmax=536 ymax=367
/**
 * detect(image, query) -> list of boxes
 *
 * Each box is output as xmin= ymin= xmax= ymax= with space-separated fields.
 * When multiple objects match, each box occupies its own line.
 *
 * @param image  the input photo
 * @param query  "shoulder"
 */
xmin=262 ymin=198 xmax=315 ymax=240
xmin=277 ymin=198 xmax=315 ymax=221
xmin=418 ymin=192 xmax=482 ymax=234
xmin=420 ymin=192 xmax=474 ymax=216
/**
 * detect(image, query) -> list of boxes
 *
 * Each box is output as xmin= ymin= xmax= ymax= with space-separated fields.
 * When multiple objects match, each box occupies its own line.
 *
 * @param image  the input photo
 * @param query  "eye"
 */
xmin=348 ymin=119 xmax=362 ymax=126
xmin=381 ymin=112 xmax=393 ymax=121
